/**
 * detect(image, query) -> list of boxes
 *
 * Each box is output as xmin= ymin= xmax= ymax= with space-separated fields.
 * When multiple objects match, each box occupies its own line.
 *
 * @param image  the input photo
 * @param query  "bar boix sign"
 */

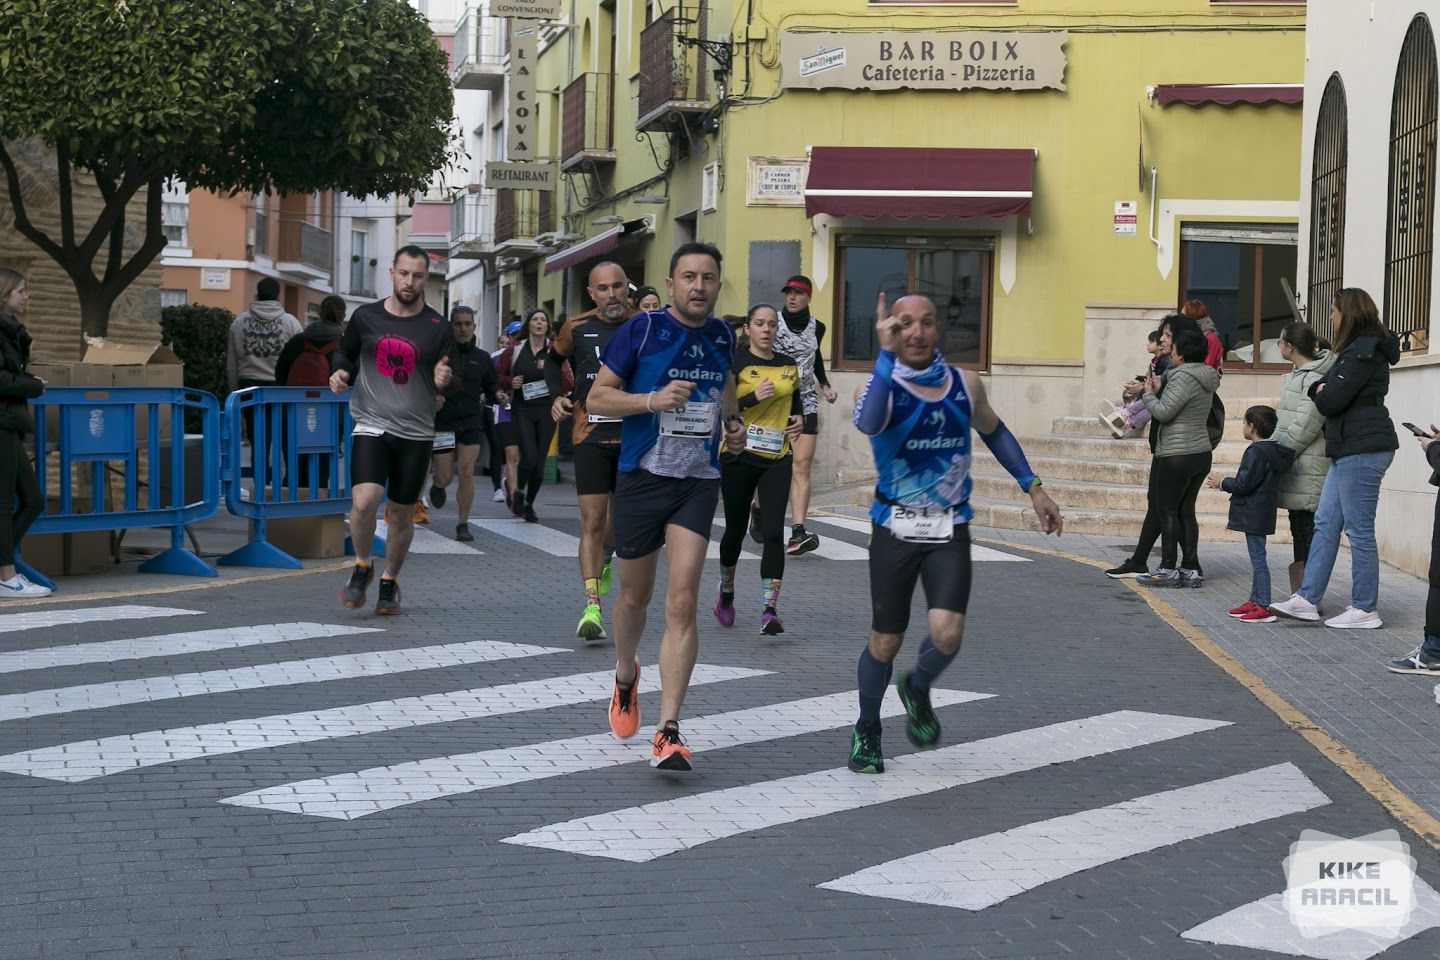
xmin=780 ymin=31 xmax=1067 ymax=92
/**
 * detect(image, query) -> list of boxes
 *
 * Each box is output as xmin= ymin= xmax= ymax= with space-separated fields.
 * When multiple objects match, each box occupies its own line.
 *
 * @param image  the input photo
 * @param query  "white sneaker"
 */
xmin=1270 ymin=594 xmax=1321 ymax=622
xmin=491 ymin=488 xmax=506 ymax=502
xmin=1325 ymin=606 xmax=1383 ymax=630
xmin=0 ymin=576 xmax=51 ymax=598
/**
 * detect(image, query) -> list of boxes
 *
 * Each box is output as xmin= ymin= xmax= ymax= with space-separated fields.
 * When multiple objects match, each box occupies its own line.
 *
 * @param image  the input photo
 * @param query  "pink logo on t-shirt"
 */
xmin=374 ymin=336 xmax=417 ymax=385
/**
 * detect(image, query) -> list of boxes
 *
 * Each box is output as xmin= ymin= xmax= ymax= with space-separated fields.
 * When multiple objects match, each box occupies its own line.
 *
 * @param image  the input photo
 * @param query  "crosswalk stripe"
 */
xmin=0 ymin=663 xmax=764 ymax=782
xmin=466 ymin=518 xmax=581 ymax=557
xmin=0 ymin=605 xmax=203 ymax=635
xmin=819 ymin=763 xmax=1329 ymax=910
xmin=0 ymin=623 xmax=384 ymax=674
xmin=0 ymin=639 xmax=564 ymax=723
xmin=218 ymin=687 xmax=992 ymax=819
xmin=1182 ymin=878 xmax=1440 ymax=959
xmin=374 ymin=518 xmax=481 ymax=555
xmin=501 ymin=709 xmax=1230 ymax=862
xmin=807 ymin=516 xmax=1030 ymax=562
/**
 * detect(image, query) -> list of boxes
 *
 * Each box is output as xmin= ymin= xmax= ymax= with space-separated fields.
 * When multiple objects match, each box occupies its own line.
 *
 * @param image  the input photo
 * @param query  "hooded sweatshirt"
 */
xmin=1309 ymin=329 xmax=1401 ymax=460
xmin=227 ymin=300 xmax=303 ymax=389
xmin=1195 ymin=315 xmax=1226 ymax=373
xmin=273 ymin=319 xmax=345 ymax=388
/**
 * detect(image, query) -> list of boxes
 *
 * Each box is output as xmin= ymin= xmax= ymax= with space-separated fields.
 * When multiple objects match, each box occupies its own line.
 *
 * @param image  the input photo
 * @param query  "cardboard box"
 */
xmin=18 ymin=533 xmax=64 ymax=580
xmin=261 ymin=514 xmax=346 ymax=559
xmin=31 ymin=341 xmax=185 ymax=444
xmin=64 ymin=529 xmax=113 ymax=575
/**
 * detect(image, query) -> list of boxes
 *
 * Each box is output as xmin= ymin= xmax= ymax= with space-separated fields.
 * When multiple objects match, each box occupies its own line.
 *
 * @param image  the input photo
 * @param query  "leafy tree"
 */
xmin=0 ymin=0 xmax=457 ymax=340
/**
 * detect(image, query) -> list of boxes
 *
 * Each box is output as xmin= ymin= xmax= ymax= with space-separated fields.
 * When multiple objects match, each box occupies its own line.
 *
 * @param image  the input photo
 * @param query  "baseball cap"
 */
xmin=505 ymin=320 xmax=523 ymax=336
xmin=781 ymin=275 xmax=813 ymax=295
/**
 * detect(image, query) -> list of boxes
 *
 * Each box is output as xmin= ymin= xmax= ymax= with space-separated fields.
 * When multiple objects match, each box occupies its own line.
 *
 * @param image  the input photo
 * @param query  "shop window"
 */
xmin=833 ymin=236 xmax=993 ymax=371
xmin=1307 ymin=73 xmax=1347 ymax=341
xmin=159 ymin=289 xmax=187 ymax=310
xmin=1384 ymin=14 xmax=1437 ymax=355
xmin=1179 ymin=224 xmax=1298 ymax=368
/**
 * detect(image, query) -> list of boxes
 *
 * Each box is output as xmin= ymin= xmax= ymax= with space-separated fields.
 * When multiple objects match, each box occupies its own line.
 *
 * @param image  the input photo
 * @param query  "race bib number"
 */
xmin=745 ymin=424 xmax=785 ymax=456
xmin=353 ymin=423 xmax=385 ymax=438
xmin=432 ymin=431 xmax=456 ymax=452
xmin=521 ymin=380 xmax=550 ymax=401
xmin=888 ymin=504 xmax=954 ymax=543
xmin=588 ymin=412 xmax=621 ymax=424
xmin=659 ymin=401 xmax=717 ymax=438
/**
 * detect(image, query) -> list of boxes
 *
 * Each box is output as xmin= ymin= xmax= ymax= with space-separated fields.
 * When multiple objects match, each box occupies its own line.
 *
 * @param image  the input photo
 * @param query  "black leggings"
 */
xmin=483 ymin=407 xmax=503 ymax=490
xmin=1149 ymin=451 xmax=1211 ymax=571
xmin=513 ymin=404 xmax=556 ymax=507
xmin=719 ymin=457 xmax=792 ymax=579
xmin=1288 ymin=509 xmax=1315 ymax=564
xmin=0 ymin=429 xmax=42 ymax=562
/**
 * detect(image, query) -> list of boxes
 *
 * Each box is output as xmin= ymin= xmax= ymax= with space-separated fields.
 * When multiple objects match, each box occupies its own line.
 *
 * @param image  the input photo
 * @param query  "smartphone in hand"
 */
xmin=1403 ymin=422 xmax=1431 ymax=437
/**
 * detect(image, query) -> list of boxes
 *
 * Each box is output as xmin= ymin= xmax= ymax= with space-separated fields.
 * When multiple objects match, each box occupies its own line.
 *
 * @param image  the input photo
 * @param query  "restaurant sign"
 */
xmin=780 ymin=31 xmax=1067 ymax=92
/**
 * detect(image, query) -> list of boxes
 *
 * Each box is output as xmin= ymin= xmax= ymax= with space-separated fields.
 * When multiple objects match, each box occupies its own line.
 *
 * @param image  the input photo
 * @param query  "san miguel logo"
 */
xmin=781 ymin=31 xmax=1068 ymax=92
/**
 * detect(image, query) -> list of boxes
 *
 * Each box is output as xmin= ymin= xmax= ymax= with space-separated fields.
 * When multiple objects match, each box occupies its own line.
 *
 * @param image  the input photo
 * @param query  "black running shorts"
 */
xmin=801 ymin=412 xmax=819 ymax=436
xmin=495 ymin=418 xmax=518 ymax=449
xmin=612 ymin=470 xmax=720 ymax=560
xmin=350 ymin=432 xmax=433 ymax=505
xmin=868 ymin=521 xmax=973 ymax=635
xmin=573 ymin=442 xmax=622 ymax=496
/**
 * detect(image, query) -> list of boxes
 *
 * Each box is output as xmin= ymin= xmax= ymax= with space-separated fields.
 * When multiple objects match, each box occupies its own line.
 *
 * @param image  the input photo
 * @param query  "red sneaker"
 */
xmin=1240 ymin=606 xmax=1277 ymax=624
xmin=1228 ymin=601 xmax=1259 ymax=618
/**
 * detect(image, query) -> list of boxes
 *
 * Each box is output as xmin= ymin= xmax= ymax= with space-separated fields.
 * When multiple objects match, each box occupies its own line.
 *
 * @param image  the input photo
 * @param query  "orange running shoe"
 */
xmin=650 ymin=723 xmax=692 ymax=771
xmin=412 ymin=501 xmax=430 ymax=524
xmin=608 ymin=658 xmax=640 ymax=739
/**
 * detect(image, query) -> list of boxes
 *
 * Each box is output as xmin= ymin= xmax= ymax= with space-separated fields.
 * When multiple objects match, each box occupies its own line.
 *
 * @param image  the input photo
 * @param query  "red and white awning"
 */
xmin=542 ymin=224 xmax=625 ymax=276
xmin=804 ymin=147 xmax=1036 ymax=221
xmin=1153 ymin=83 xmax=1303 ymax=107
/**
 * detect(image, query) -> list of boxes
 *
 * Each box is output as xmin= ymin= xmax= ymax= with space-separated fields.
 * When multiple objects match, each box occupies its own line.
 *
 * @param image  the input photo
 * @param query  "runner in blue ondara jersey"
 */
xmin=846 ymin=293 xmax=1063 ymax=775
xmin=586 ymin=242 xmax=746 ymax=773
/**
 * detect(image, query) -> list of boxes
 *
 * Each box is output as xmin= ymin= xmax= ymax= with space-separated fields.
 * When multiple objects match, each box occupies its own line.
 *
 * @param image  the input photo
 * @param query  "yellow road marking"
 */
xmin=974 ymin=534 xmax=1440 ymax=854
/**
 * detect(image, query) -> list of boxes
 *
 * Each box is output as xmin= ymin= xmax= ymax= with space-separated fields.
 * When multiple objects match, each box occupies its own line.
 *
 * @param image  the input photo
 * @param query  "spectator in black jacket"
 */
xmin=1206 ymin=406 xmax=1292 ymax=623
xmin=1272 ymin=288 xmax=1400 ymax=629
xmin=0 ymin=269 xmax=50 ymax=598
xmin=1387 ymin=423 xmax=1440 ymax=674
xmin=430 ymin=305 xmax=503 ymax=540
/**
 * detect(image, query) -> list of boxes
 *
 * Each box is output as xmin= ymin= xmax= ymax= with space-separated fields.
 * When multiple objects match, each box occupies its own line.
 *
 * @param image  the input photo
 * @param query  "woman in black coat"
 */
xmin=0 ymin=269 xmax=50 ymax=597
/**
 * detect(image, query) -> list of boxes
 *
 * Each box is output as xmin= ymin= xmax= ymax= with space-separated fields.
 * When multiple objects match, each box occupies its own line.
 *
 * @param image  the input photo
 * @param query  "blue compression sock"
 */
xmin=857 ymin=648 xmax=894 ymax=725
xmin=908 ymin=635 xmax=958 ymax=692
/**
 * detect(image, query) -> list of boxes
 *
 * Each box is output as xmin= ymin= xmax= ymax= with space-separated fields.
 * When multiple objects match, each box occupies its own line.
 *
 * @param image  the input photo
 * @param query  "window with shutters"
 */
xmin=1384 ymin=14 xmax=1437 ymax=354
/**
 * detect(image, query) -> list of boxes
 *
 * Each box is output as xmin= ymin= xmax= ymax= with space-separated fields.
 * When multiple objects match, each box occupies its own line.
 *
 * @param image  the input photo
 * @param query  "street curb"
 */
xmin=1 ymin=558 xmax=355 ymax=608
xmin=974 ymin=534 xmax=1440 ymax=856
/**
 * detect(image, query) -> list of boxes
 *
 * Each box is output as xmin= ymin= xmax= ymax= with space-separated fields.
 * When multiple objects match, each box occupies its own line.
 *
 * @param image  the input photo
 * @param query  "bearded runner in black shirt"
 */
xmin=330 ymin=245 xmax=457 ymax=615
xmin=548 ymin=262 xmax=632 ymax=643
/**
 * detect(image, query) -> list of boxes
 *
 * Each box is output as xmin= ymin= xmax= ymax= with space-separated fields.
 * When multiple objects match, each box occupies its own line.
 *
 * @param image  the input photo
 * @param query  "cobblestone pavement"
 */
xmin=3 ymin=485 xmax=1440 ymax=960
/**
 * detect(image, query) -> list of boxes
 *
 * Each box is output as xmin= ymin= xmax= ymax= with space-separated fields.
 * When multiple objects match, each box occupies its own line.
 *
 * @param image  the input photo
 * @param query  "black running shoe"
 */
xmin=340 ymin=563 xmax=374 ymax=609
xmin=523 ymin=505 xmax=539 ymax=524
xmin=509 ymin=490 xmax=525 ymax=517
xmin=1104 ymin=557 xmax=1149 ymax=580
xmin=429 ymin=483 xmax=446 ymax=509
xmin=787 ymin=526 xmax=820 ymax=556
xmin=896 ymin=671 xmax=940 ymax=747
xmin=455 ymin=523 xmax=474 ymax=542
xmin=375 ymin=578 xmax=401 ymax=616
xmin=848 ymin=721 xmax=884 ymax=774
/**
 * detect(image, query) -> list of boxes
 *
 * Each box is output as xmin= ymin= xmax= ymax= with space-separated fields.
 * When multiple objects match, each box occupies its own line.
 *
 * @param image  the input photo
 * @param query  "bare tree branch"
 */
xmin=56 ymin=140 xmax=76 ymax=255
xmin=105 ymin=175 xmax=167 ymax=295
xmin=0 ymin=140 xmax=70 ymax=270
xmin=76 ymin=160 xmax=148 ymax=265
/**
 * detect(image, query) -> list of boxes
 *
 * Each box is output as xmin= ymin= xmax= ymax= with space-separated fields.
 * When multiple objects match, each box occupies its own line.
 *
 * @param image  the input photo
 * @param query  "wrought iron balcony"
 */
xmin=561 ymin=72 xmax=617 ymax=173
xmin=452 ymin=9 xmax=505 ymax=92
xmin=276 ymin=220 xmax=332 ymax=280
xmin=450 ymin=189 xmax=496 ymax=261
xmin=636 ymin=6 xmax=711 ymax=132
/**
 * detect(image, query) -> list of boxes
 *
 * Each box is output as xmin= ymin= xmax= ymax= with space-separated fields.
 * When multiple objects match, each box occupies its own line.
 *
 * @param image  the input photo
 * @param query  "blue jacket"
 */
xmin=1221 ymin=440 xmax=1294 ymax=537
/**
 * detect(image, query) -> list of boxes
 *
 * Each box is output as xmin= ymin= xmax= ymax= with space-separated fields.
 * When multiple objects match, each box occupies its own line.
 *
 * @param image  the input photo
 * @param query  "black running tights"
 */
xmin=1288 ymin=509 xmax=1315 ymax=565
xmin=1149 ymin=451 xmax=1211 ymax=571
xmin=513 ymin=405 xmax=556 ymax=507
xmin=0 ymin=429 xmax=42 ymax=562
xmin=719 ymin=457 xmax=792 ymax=580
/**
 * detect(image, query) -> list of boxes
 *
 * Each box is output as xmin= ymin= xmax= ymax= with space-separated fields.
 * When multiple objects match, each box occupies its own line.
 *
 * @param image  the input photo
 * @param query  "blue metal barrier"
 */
xmin=16 ymin=387 xmax=223 ymax=587
xmin=219 ymin=387 xmax=383 ymax=569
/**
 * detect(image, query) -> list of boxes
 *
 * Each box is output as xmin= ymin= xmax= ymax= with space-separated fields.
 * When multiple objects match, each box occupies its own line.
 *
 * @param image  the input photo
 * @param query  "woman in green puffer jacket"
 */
xmin=1135 ymin=328 xmax=1221 ymax=587
xmin=1269 ymin=321 xmax=1334 ymax=593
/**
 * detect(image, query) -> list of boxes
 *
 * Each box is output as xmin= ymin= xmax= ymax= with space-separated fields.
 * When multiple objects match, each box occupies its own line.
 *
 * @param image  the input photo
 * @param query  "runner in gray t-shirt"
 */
xmin=330 ymin=245 xmax=456 ymax=615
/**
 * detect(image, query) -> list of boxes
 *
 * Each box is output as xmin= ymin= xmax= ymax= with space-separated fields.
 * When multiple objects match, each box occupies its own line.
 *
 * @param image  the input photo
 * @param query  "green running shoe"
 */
xmin=599 ymin=561 xmax=613 ymax=597
xmin=896 ymin=672 xmax=941 ymax=747
xmin=576 ymin=602 xmax=607 ymax=643
xmin=848 ymin=721 xmax=884 ymax=774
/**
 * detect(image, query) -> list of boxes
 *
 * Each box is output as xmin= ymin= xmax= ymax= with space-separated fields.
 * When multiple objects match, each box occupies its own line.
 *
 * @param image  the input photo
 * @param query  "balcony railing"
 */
xmin=637 ymin=5 xmax=710 ymax=131
xmin=494 ymin=189 xmax=540 ymax=248
xmin=450 ymin=189 xmax=497 ymax=259
xmin=561 ymin=72 xmax=617 ymax=172
xmin=452 ymin=9 xmax=505 ymax=92
xmin=277 ymin=221 xmax=332 ymax=275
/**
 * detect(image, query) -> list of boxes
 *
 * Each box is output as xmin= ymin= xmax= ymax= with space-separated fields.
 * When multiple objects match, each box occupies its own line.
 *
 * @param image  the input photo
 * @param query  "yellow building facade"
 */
xmin=492 ymin=0 xmax=1305 ymax=483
